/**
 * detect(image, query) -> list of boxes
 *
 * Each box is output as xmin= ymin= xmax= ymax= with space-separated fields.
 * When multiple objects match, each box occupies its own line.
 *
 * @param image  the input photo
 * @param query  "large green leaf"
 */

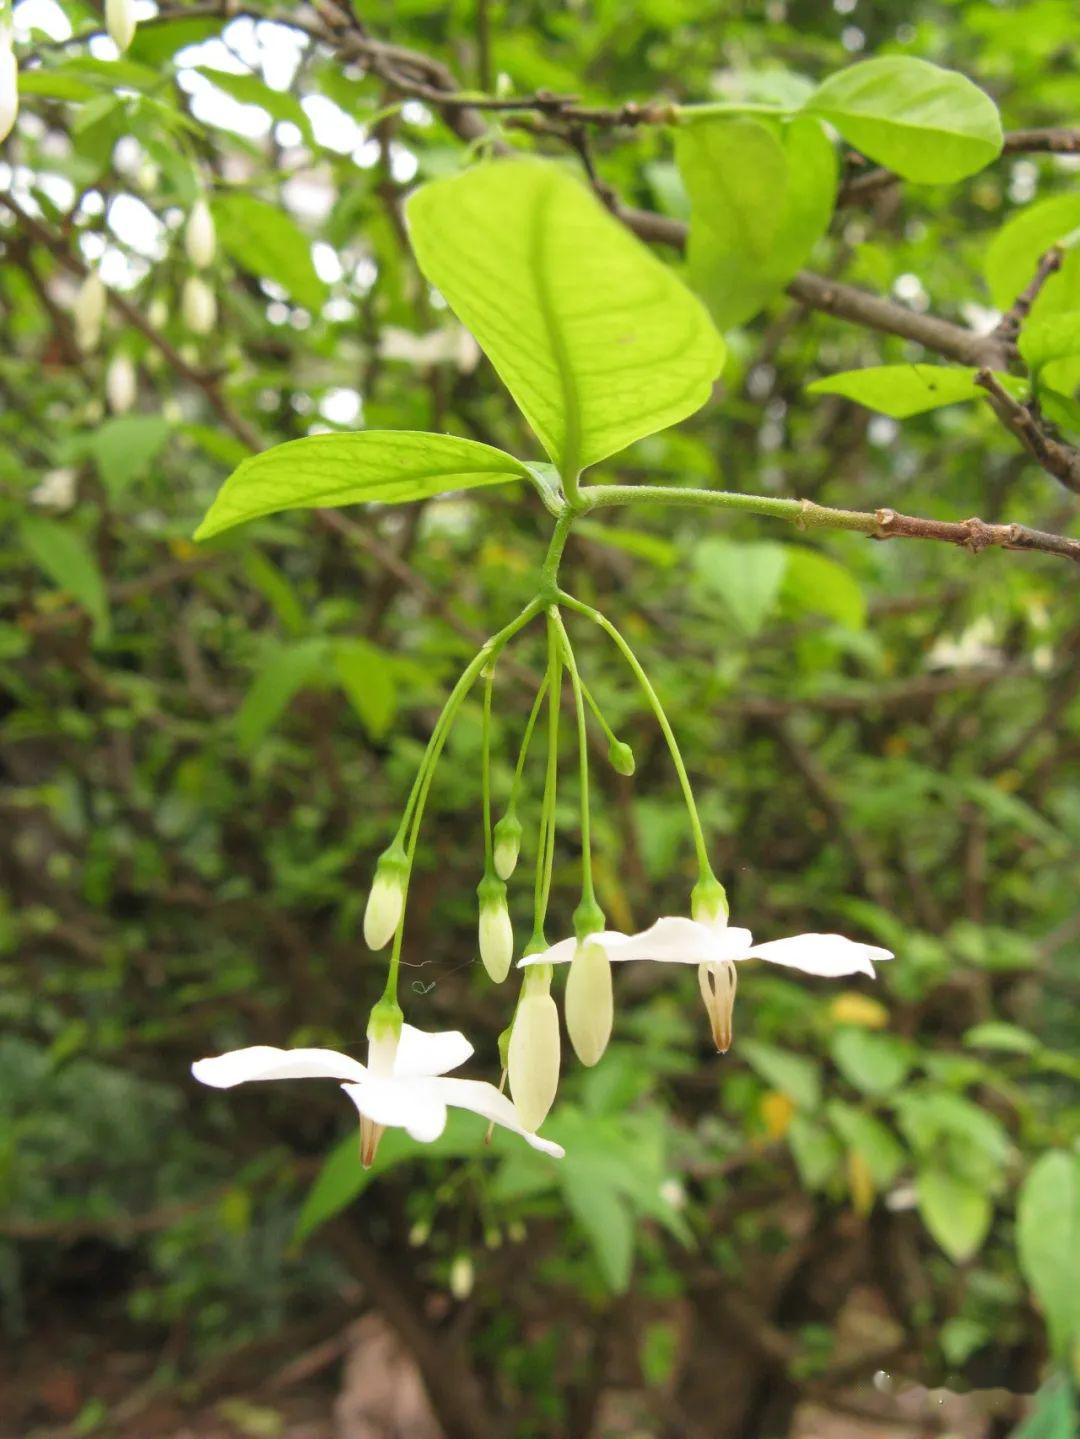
xmin=1017 ymin=1151 xmax=1080 ymax=1360
xmin=406 ymin=159 xmax=724 ymax=478
xmin=678 ymin=115 xmax=836 ymax=328
xmin=234 ymin=639 xmax=329 ymax=750
xmin=985 ymin=192 xmax=1080 ymax=312
xmin=194 ymin=432 xmax=530 ymax=540
xmin=561 ymin=1163 xmax=635 ymax=1293
xmin=212 ymin=193 xmax=328 ymax=311
xmin=917 ymin=1166 xmax=993 ymax=1262
xmin=331 ymin=638 xmax=397 ymax=740
xmin=21 ymin=516 xmax=110 ymax=644
xmin=694 ymin=538 xmax=788 ymax=637
xmin=88 ymin=415 xmax=171 ymax=493
xmin=807 ymin=364 xmax=1026 ymax=418
xmin=781 ymin=547 xmax=866 ymax=629
xmin=805 ymin=57 xmax=1002 ymax=183
xmin=827 ymin=1101 xmax=905 ymax=1188
xmin=830 ymin=1029 xmax=911 ymax=1097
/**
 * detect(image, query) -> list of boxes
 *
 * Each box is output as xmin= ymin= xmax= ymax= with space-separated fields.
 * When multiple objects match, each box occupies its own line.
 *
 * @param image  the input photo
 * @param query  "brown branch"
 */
xmin=993 ymin=245 xmax=1064 ymax=344
xmin=975 ymin=368 xmax=1080 ymax=494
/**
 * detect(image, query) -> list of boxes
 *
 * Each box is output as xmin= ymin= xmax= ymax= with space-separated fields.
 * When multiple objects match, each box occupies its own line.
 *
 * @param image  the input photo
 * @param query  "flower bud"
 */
xmin=477 ymin=874 xmax=513 ymax=983
xmin=449 ymin=1254 xmax=474 ymax=1300
xmin=147 ymin=296 xmax=169 ymax=330
xmin=565 ymin=940 xmax=613 ymax=1067
xmin=185 ymin=197 xmax=216 ymax=269
xmin=698 ymin=960 xmax=737 ymax=1053
xmin=105 ymin=353 xmax=137 ymax=414
xmin=508 ymin=978 xmax=560 ymax=1132
xmin=492 ymin=810 xmax=522 ymax=881
xmin=691 ymin=872 xmax=729 ymax=928
xmin=0 ymin=30 xmax=17 ymax=145
xmin=408 ymin=1219 xmax=431 ymax=1247
xmin=608 ymin=739 xmax=635 ymax=776
xmin=181 ymin=275 xmax=216 ymax=335
xmin=363 ymin=848 xmax=408 ymax=950
xmin=74 ymin=272 xmax=106 ymax=352
xmin=105 ymin=0 xmax=137 ymax=52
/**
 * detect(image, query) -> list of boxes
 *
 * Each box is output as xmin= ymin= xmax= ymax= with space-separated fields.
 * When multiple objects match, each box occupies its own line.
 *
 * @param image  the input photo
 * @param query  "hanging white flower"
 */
xmin=185 ymin=198 xmax=216 ymax=269
xmin=564 ymin=939 xmax=613 ymax=1067
xmin=105 ymin=353 xmax=137 ymax=414
xmin=0 ymin=27 xmax=17 ymax=145
xmin=105 ymin=0 xmax=138 ymax=53
xmin=523 ymin=916 xmax=892 ymax=1053
xmin=74 ymin=272 xmax=107 ymax=352
xmin=192 ymin=1023 xmax=564 ymax=1166
xmin=181 ymin=275 xmax=216 ymax=335
xmin=507 ymin=979 xmax=561 ymax=1131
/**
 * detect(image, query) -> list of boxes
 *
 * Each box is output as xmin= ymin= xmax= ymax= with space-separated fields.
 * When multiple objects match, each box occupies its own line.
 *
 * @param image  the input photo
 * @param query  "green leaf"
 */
xmin=406 ymin=159 xmax=724 ymax=477
xmin=331 ymin=638 xmax=397 ymax=739
xmin=234 ymin=639 xmax=328 ymax=750
xmin=787 ymin=1114 xmax=843 ymax=1190
xmin=240 ymin=550 xmax=306 ymax=637
xmin=574 ymin=519 xmax=678 ymax=568
xmin=963 ymin=1021 xmax=1040 ymax=1055
xmin=694 ymin=537 xmax=788 ymax=636
xmin=804 ymin=57 xmax=1002 ymax=183
xmin=678 ymin=115 xmax=836 ymax=328
xmin=985 ymin=192 xmax=1080 ymax=311
xmin=561 ymin=1162 xmax=635 ymax=1292
xmin=917 ymin=1166 xmax=992 ymax=1262
xmin=1019 ymin=311 xmax=1080 ymax=375
xmin=806 ymin=364 xmax=1026 ymax=418
xmin=1011 ymin=1379 xmax=1080 ymax=1439
xmin=827 ymin=1100 xmax=906 ymax=1187
xmin=781 ymin=547 xmax=865 ymax=629
xmin=1017 ymin=1151 xmax=1080 ymax=1360
xmin=88 ymin=416 xmax=171 ymax=494
xmin=741 ymin=1039 xmax=821 ymax=1110
xmin=21 ymin=516 xmax=110 ymax=644
xmin=194 ymin=432 xmax=530 ymax=540
xmin=212 ymin=193 xmax=328 ymax=312
xmin=830 ymin=1029 xmax=911 ymax=1096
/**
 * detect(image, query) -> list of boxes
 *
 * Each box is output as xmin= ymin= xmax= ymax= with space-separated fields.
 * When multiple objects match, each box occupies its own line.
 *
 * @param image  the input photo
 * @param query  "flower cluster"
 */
xmin=193 ymin=575 xmax=893 ymax=1169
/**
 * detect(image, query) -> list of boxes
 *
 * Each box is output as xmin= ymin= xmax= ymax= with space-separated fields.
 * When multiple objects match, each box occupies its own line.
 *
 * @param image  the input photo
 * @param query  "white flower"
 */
xmin=105 ymin=0 xmax=137 ymax=52
xmin=379 ymin=325 xmax=480 ymax=372
xmin=181 ymin=275 xmax=216 ymax=335
xmin=105 ymin=353 xmax=137 ymax=413
xmin=30 ymin=468 xmax=77 ymax=510
xmin=185 ymin=198 xmax=216 ymax=269
xmin=564 ymin=939 xmax=613 ymax=1067
xmin=74 ymin=272 xmax=107 ymax=352
xmin=507 ymin=984 xmax=561 ymax=1131
xmin=192 ymin=1023 xmax=563 ymax=1166
xmin=522 ymin=917 xmax=892 ymax=1054
xmin=0 ymin=29 xmax=17 ymax=144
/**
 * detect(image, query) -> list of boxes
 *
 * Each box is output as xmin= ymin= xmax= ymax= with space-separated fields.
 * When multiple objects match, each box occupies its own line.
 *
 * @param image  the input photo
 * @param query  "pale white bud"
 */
xmin=147 ymin=296 xmax=169 ymax=329
xmin=74 ymin=272 xmax=107 ymax=353
xmin=477 ymin=877 xmax=513 ymax=983
xmin=363 ymin=850 xmax=408 ymax=950
xmin=698 ymin=960 xmax=738 ymax=1053
xmin=508 ymin=988 xmax=560 ymax=1132
xmin=105 ymin=0 xmax=137 ymax=53
xmin=105 ymin=353 xmax=137 ymax=414
xmin=181 ymin=275 xmax=216 ymax=335
xmin=565 ymin=941 xmax=613 ymax=1067
xmin=185 ymin=198 xmax=216 ymax=269
xmin=448 ymin=1254 xmax=474 ymax=1300
xmin=0 ymin=31 xmax=17 ymax=145
xmin=492 ymin=812 xmax=522 ymax=881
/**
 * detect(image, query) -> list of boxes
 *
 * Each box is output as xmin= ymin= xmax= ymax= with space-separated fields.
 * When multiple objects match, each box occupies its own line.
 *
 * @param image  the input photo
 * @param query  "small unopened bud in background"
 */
xmin=185 ymin=197 xmax=216 ymax=269
xmin=363 ymin=848 xmax=408 ymax=950
xmin=565 ymin=940 xmax=613 ymax=1067
xmin=492 ymin=810 xmax=522 ymax=880
xmin=608 ymin=739 xmax=635 ymax=776
xmin=74 ymin=272 xmax=106 ymax=352
xmin=508 ymin=972 xmax=560 ymax=1132
xmin=408 ymin=1219 xmax=431 ymax=1248
xmin=105 ymin=353 xmax=137 ymax=414
xmin=449 ymin=1254 xmax=474 ymax=1300
xmin=0 ymin=29 xmax=17 ymax=145
xmin=477 ymin=874 xmax=513 ymax=983
xmin=105 ymin=0 xmax=137 ymax=52
xmin=181 ymin=275 xmax=216 ymax=335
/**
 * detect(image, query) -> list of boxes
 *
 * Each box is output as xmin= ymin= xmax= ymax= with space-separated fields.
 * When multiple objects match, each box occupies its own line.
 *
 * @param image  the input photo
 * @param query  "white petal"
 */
xmin=434 ymin=1078 xmax=564 ymax=1158
xmin=744 ymin=933 xmax=894 ymax=978
xmin=603 ymin=917 xmax=754 ymax=965
xmin=341 ymin=1075 xmax=448 ymax=1143
xmin=393 ymin=1024 xmax=474 ymax=1078
xmin=192 ymin=1046 xmax=366 ymax=1088
xmin=518 ymin=931 xmax=628 ymax=967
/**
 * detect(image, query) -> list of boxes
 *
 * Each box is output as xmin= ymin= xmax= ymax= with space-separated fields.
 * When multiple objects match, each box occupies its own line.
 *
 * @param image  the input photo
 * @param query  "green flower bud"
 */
xmin=477 ymin=874 xmax=513 ymax=982
xmin=608 ymin=739 xmax=636 ymax=776
xmin=363 ymin=847 xmax=408 ymax=950
xmin=449 ymin=1254 xmax=474 ymax=1300
xmin=508 ymin=975 xmax=560 ymax=1131
xmin=691 ymin=872 xmax=729 ymax=927
xmin=565 ymin=941 xmax=613 ymax=1067
xmin=492 ymin=810 xmax=523 ymax=880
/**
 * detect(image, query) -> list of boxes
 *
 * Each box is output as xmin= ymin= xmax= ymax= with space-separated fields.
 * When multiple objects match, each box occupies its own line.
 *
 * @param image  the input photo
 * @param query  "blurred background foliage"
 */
xmin=1 ymin=0 xmax=1079 ymax=1436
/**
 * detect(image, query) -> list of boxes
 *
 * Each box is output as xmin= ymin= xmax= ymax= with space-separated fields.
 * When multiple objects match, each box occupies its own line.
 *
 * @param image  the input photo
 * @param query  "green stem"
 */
xmin=529 ymin=614 xmax=562 ymax=950
xmin=480 ymin=659 xmax=496 ymax=871
xmin=558 ymin=589 xmax=714 ymax=883
xmin=551 ymin=608 xmax=595 ymax=911
xmin=578 ymin=482 xmax=874 ymax=535
xmin=579 ymin=675 xmax=620 ymax=752
xmin=538 ymin=508 xmax=576 ymax=595
xmin=510 ymin=673 xmax=548 ymax=803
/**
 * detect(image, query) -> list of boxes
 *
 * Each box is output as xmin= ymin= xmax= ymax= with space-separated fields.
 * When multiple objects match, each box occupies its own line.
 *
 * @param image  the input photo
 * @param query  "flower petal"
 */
xmin=517 ymin=931 xmax=630 ymax=967
xmin=434 ymin=1077 xmax=564 ymax=1158
xmin=394 ymin=1024 xmax=474 ymax=1078
xmin=341 ymin=1075 xmax=448 ymax=1143
xmin=603 ymin=917 xmax=754 ymax=965
xmin=192 ymin=1046 xmax=366 ymax=1089
xmin=744 ymin=934 xmax=894 ymax=978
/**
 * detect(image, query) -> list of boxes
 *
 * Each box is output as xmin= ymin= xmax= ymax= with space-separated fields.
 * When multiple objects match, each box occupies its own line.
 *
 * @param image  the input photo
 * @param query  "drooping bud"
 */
xmin=74 ymin=272 xmax=107 ymax=352
xmin=508 ymin=971 xmax=560 ymax=1132
xmin=477 ymin=874 xmax=513 ymax=983
xmin=565 ymin=940 xmax=613 ymax=1067
xmin=181 ymin=275 xmax=216 ymax=335
xmin=492 ymin=809 xmax=522 ymax=881
xmin=691 ymin=871 xmax=729 ymax=928
xmin=360 ymin=998 xmax=402 ymax=1168
xmin=0 ymin=28 xmax=17 ymax=145
xmin=105 ymin=0 xmax=137 ymax=52
xmin=608 ymin=739 xmax=635 ymax=776
xmin=185 ymin=197 xmax=216 ymax=269
xmin=105 ymin=353 xmax=137 ymax=414
xmin=448 ymin=1254 xmax=474 ymax=1300
xmin=698 ymin=960 xmax=737 ymax=1053
xmin=363 ymin=847 xmax=408 ymax=950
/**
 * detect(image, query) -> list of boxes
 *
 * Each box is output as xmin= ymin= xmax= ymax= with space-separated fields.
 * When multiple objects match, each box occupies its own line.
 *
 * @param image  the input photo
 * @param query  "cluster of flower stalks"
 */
xmin=194 ymin=594 xmax=892 ymax=1166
